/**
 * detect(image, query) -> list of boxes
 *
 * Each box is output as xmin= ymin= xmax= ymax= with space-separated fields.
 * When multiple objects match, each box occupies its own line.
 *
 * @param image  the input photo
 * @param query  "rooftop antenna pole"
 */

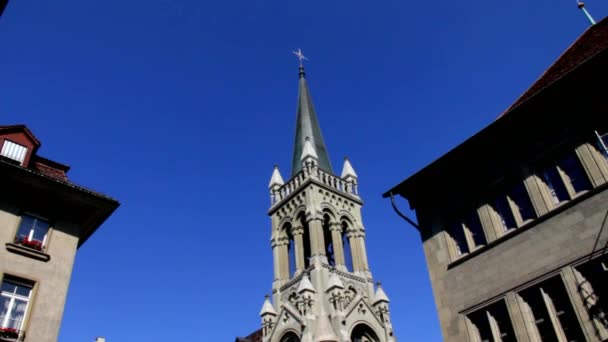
xmin=576 ymin=0 xmax=596 ymax=26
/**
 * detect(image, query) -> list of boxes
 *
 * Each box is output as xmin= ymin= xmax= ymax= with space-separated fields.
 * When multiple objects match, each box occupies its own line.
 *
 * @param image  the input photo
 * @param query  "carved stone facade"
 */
xmin=256 ymin=66 xmax=397 ymax=342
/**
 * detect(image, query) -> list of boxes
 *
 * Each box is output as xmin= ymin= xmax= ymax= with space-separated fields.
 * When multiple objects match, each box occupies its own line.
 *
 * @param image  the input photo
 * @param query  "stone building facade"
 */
xmin=384 ymin=18 xmax=608 ymax=342
xmin=0 ymin=125 xmax=119 ymax=341
xmin=237 ymin=65 xmax=397 ymax=342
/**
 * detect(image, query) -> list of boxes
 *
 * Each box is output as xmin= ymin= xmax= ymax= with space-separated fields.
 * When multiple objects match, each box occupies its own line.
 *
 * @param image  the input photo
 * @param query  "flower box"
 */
xmin=15 ymin=236 xmax=43 ymax=251
xmin=0 ymin=327 xmax=19 ymax=340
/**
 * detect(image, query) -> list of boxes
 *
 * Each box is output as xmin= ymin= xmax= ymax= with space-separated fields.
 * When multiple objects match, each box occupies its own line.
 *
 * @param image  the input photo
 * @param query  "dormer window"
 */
xmin=0 ymin=140 xmax=28 ymax=165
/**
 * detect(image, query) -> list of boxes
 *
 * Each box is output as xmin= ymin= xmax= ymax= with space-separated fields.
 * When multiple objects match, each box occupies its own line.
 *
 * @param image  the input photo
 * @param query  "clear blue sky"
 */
xmin=1 ymin=1 xmax=606 ymax=341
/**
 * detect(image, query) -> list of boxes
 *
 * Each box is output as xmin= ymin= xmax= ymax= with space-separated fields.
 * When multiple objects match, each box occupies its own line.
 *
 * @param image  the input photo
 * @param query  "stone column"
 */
xmin=576 ymin=142 xmax=608 ymax=187
xmin=562 ymin=266 xmax=604 ymax=341
xmin=308 ymin=217 xmax=326 ymax=258
xmin=477 ymin=204 xmax=499 ymax=242
xmin=271 ymin=238 xmax=280 ymax=281
xmin=522 ymin=167 xmax=552 ymax=215
xmin=329 ymin=223 xmax=346 ymax=271
xmin=292 ymin=226 xmax=306 ymax=275
xmin=277 ymin=238 xmax=290 ymax=280
xmin=355 ymin=231 xmax=370 ymax=271
xmin=347 ymin=231 xmax=361 ymax=271
xmin=505 ymin=292 xmax=532 ymax=342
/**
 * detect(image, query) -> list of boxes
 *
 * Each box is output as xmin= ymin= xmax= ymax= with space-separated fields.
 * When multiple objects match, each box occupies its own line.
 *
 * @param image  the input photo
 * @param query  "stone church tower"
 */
xmin=259 ymin=64 xmax=397 ymax=342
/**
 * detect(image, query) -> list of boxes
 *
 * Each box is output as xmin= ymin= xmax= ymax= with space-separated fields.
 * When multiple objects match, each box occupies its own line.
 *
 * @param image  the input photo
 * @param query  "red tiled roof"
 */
xmin=500 ymin=16 xmax=608 ymax=117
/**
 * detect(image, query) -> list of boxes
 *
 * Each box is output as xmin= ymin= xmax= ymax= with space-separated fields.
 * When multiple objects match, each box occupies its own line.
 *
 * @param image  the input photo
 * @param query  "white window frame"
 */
xmin=0 ymin=140 xmax=28 ymax=165
xmin=16 ymin=213 xmax=50 ymax=250
xmin=0 ymin=279 xmax=32 ymax=331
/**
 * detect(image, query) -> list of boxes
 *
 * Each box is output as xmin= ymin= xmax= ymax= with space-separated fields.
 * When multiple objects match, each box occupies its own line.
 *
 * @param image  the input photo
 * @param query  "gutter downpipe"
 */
xmin=389 ymin=192 xmax=421 ymax=232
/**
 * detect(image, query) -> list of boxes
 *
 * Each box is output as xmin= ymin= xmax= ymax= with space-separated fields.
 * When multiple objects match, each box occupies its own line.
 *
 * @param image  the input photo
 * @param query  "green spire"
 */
xmin=291 ymin=66 xmax=333 ymax=176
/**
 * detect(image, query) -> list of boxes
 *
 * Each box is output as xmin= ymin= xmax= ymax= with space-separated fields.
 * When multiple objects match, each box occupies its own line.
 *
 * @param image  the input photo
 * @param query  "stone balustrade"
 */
xmin=270 ymin=165 xmax=359 ymax=206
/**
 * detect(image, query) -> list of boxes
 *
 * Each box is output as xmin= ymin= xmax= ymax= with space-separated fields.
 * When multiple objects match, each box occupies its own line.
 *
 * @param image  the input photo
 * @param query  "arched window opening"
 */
xmin=323 ymin=214 xmax=335 ymax=266
xmin=279 ymin=332 xmax=301 ymax=342
xmin=342 ymin=221 xmax=354 ymax=272
xmin=298 ymin=214 xmax=312 ymax=268
xmin=284 ymin=223 xmax=296 ymax=278
xmin=288 ymin=241 xmax=296 ymax=277
xmin=351 ymin=324 xmax=380 ymax=342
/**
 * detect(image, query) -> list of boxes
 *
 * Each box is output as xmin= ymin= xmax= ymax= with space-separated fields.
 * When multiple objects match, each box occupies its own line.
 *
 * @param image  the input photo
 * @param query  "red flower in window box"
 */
xmin=17 ymin=236 xmax=43 ymax=251
xmin=0 ymin=327 xmax=19 ymax=339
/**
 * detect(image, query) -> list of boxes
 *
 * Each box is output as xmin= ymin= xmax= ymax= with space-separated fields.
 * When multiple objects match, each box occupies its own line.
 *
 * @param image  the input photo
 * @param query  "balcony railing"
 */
xmin=270 ymin=164 xmax=359 ymax=206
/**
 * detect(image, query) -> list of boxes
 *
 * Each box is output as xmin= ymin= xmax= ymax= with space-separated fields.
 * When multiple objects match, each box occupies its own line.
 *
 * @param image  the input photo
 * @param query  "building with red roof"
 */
xmin=0 ymin=124 xmax=119 ymax=341
xmin=384 ymin=17 xmax=608 ymax=341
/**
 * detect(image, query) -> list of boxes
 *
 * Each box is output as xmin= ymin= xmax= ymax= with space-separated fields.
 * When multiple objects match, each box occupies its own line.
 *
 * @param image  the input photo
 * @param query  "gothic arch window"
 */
xmin=341 ymin=220 xmax=354 ymax=272
xmin=279 ymin=331 xmax=300 ymax=342
xmin=283 ymin=223 xmax=296 ymax=277
xmin=323 ymin=214 xmax=335 ymax=266
xmin=296 ymin=213 xmax=312 ymax=268
xmin=351 ymin=323 xmax=380 ymax=342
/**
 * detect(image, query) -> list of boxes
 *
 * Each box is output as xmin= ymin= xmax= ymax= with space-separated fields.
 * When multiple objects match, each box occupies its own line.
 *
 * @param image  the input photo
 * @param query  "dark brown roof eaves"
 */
xmin=500 ymin=16 xmax=608 ymax=117
xmin=0 ymin=158 xmax=118 ymax=204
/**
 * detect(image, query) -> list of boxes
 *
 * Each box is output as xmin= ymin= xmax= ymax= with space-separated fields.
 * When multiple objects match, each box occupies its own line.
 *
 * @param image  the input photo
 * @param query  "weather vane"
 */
xmin=292 ymin=48 xmax=309 ymax=68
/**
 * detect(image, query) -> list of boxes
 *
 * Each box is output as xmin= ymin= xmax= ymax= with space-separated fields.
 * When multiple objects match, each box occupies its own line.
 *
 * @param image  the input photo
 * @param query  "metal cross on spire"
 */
xmin=292 ymin=48 xmax=309 ymax=68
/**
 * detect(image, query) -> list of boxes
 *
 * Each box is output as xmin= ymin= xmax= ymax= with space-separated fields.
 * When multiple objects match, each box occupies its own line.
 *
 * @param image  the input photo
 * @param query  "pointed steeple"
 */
xmin=291 ymin=65 xmax=333 ymax=176
xmin=341 ymin=157 xmax=358 ymax=180
xmin=259 ymin=295 xmax=277 ymax=316
xmin=373 ymin=282 xmax=390 ymax=305
xmin=268 ymin=165 xmax=285 ymax=189
xmin=297 ymin=274 xmax=316 ymax=294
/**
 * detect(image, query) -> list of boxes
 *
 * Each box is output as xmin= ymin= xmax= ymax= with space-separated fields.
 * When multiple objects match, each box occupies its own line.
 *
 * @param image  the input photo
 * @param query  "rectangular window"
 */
xmin=0 ymin=277 xmax=33 ymax=338
xmin=448 ymin=211 xmax=487 ymax=258
xmin=541 ymin=151 xmax=592 ymax=206
xmin=448 ymin=222 xmax=469 ymax=256
xmin=492 ymin=182 xmax=537 ymax=233
xmin=493 ymin=196 xmax=518 ymax=231
xmin=0 ymin=141 xmax=27 ymax=165
xmin=518 ymin=276 xmax=586 ymax=341
xmin=573 ymin=257 xmax=608 ymax=338
xmin=464 ymin=211 xmax=487 ymax=247
xmin=508 ymin=183 xmax=537 ymax=223
xmin=467 ymin=300 xmax=516 ymax=342
xmin=15 ymin=214 xmax=50 ymax=251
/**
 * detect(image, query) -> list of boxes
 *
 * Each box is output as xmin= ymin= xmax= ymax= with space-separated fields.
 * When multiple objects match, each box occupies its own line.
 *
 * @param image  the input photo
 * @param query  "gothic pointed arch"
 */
xmin=323 ymin=212 xmax=335 ymax=266
xmin=283 ymin=222 xmax=296 ymax=277
xmin=279 ymin=331 xmax=300 ymax=342
xmin=341 ymin=219 xmax=354 ymax=271
xmin=350 ymin=323 xmax=380 ymax=342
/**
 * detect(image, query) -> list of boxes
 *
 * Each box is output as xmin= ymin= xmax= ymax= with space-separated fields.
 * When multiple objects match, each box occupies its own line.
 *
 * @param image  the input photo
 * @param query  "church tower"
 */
xmin=260 ymin=60 xmax=397 ymax=342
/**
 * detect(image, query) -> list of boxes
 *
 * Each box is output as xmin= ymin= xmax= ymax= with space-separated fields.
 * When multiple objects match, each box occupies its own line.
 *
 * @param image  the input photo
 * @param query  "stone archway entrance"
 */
xmin=279 ymin=331 xmax=300 ymax=342
xmin=351 ymin=323 xmax=380 ymax=342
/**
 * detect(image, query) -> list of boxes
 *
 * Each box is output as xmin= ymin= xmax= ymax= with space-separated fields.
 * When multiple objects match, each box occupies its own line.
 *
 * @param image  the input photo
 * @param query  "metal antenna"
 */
xmin=576 ymin=0 xmax=596 ymax=26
